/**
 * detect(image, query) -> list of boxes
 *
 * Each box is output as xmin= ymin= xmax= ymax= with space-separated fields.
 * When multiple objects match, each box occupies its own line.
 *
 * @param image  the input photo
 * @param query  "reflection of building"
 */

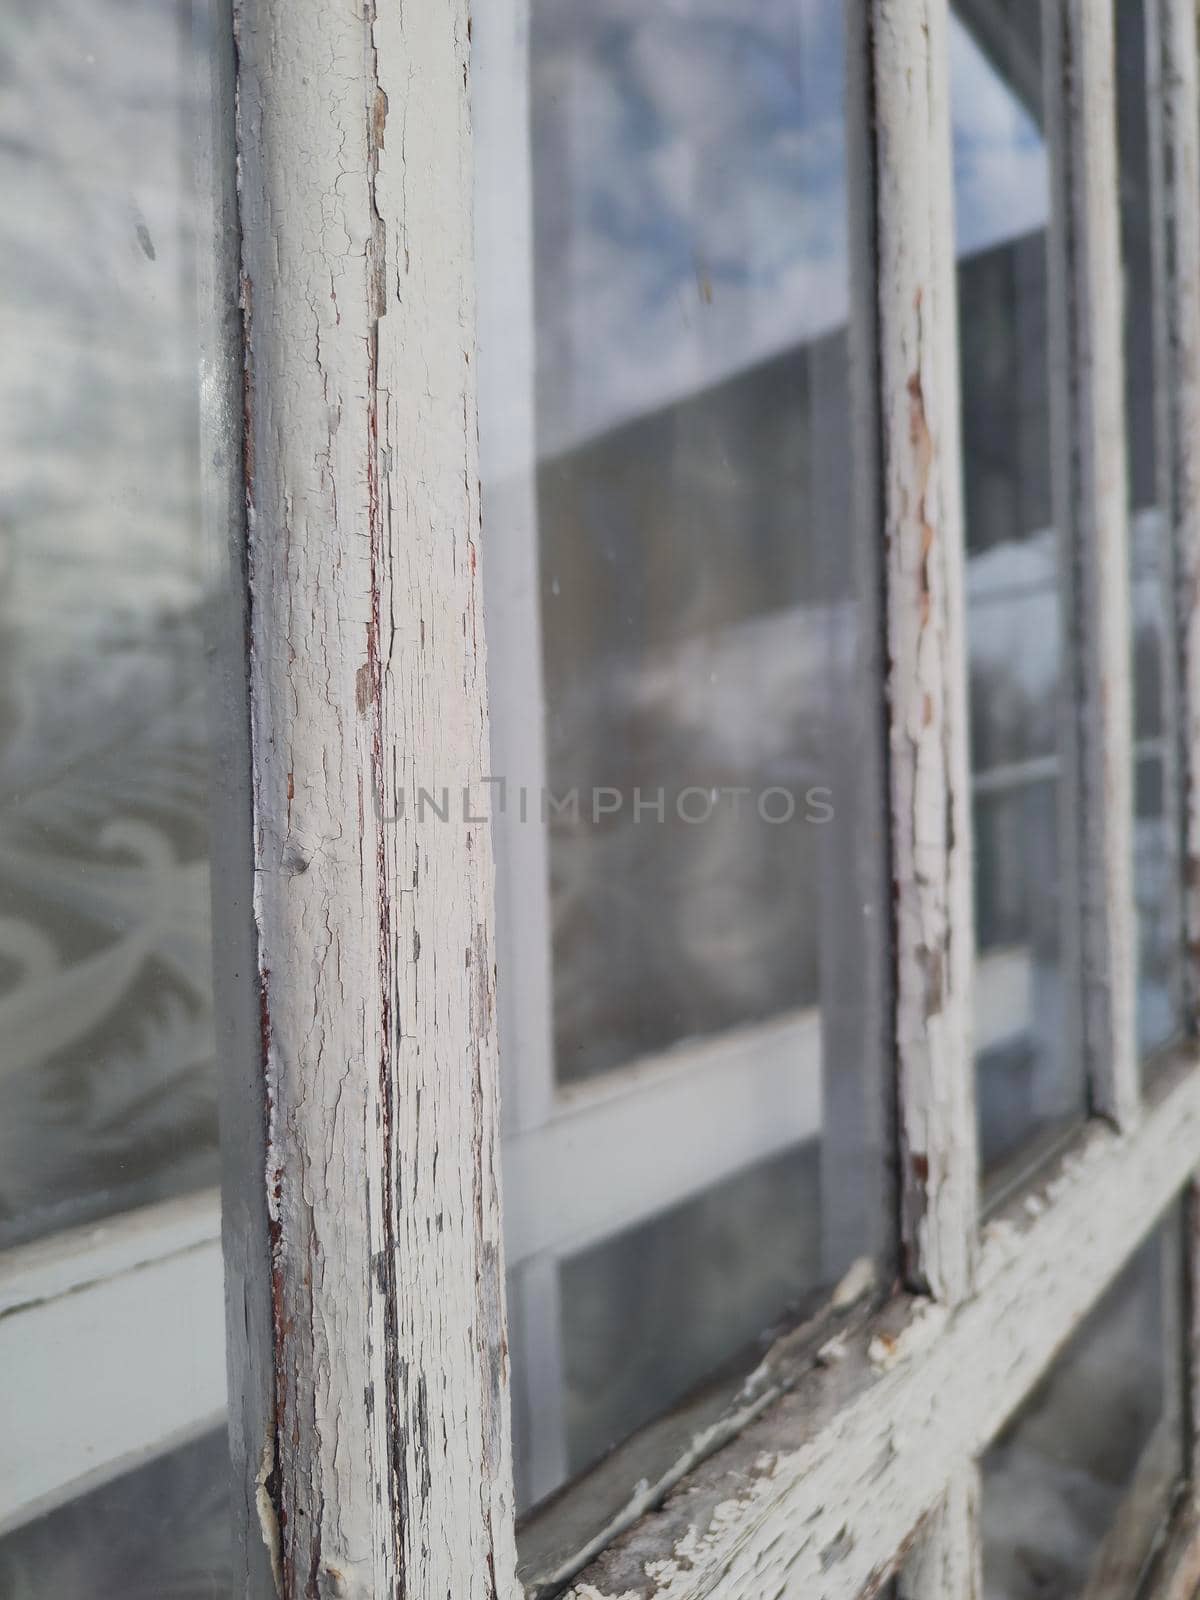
xmin=538 ymin=325 xmax=852 ymax=1079
xmin=535 ymin=211 xmax=1166 ymax=1085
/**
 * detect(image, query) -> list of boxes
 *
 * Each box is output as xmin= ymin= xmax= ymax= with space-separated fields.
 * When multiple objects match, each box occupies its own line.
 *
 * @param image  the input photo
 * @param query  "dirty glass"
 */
xmin=1118 ymin=0 xmax=1181 ymax=1062
xmin=0 ymin=0 xmax=220 ymax=1247
xmin=476 ymin=0 xmax=885 ymax=1526
xmin=982 ymin=1207 xmax=1185 ymax=1598
xmin=0 ymin=0 xmax=233 ymax=1577
xmin=951 ymin=1 xmax=1079 ymax=1183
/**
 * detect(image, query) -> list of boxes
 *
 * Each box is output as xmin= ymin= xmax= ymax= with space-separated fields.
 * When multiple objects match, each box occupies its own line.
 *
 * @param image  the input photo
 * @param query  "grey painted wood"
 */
xmin=196 ymin=3 xmax=277 ymax=1592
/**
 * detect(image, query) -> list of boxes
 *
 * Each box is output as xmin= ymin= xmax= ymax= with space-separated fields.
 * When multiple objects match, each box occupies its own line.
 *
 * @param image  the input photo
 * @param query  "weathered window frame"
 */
xmin=212 ymin=0 xmax=1200 ymax=1598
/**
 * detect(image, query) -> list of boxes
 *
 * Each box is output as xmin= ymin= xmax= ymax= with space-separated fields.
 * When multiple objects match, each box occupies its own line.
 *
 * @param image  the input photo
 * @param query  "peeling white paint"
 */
xmin=1045 ymin=0 xmax=1139 ymax=1130
xmin=231 ymin=0 xmax=518 ymax=1594
xmin=873 ymin=0 xmax=978 ymax=1306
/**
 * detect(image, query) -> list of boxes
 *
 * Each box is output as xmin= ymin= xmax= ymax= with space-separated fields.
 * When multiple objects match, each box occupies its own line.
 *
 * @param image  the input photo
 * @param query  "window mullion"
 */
xmin=868 ymin=0 xmax=978 ymax=1306
xmin=223 ymin=3 xmax=520 ymax=1597
xmin=1044 ymin=0 xmax=1140 ymax=1131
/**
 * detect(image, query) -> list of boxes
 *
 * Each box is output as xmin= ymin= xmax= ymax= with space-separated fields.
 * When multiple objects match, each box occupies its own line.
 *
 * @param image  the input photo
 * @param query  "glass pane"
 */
xmin=0 ymin=0 xmax=219 ymax=1247
xmin=532 ymin=2 xmax=858 ymax=1088
xmin=560 ymin=1144 xmax=818 ymax=1479
xmin=477 ymin=0 xmax=885 ymax=1524
xmin=1 ymin=0 xmax=234 ymax=1577
xmin=0 ymin=1430 xmax=230 ymax=1600
xmin=951 ymin=3 xmax=1079 ymax=1181
xmin=982 ymin=1208 xmax=1185 ymax=1599
xmin=1118 ymin=0 xmax=1180 ymax=1061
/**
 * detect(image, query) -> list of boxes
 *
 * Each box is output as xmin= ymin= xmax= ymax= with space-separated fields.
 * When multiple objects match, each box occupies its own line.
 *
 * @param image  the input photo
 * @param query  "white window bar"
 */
xmin=1044 ymin=0 xmax=1140 ymax=1131
xmin=223 ymin=1 xmax=519 ymax=1596
xmin=868 ymin=0 xmax=978 ymax=1586
xmin=870 ymin=0 xmax=978 ymax=1312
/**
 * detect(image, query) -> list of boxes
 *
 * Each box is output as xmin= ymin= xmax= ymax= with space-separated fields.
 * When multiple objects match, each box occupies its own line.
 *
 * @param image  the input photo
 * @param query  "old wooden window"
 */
xmin=6 ymin=0 xmax=1200 ymax=1597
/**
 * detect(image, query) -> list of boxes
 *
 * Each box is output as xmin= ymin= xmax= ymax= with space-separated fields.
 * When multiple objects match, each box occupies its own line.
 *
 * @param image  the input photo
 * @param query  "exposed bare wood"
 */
xmin=897 ymin=1466 xmax=981 ymax=1600
xmin=869 ymin=0 xmax=977 ymax=1305
xmin=563 ymin=1052 xmax=1200 ymax=1600
xmin=229 ymin=1 xmax=518 ymax=1595
xmin=1044 ymin=0 xmax=1139 ymax=1129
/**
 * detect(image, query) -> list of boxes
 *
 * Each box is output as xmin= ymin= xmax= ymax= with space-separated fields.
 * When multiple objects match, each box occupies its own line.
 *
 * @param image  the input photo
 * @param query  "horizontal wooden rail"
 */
xmin=560 ymin=1050 xmax=1200 ymax=1600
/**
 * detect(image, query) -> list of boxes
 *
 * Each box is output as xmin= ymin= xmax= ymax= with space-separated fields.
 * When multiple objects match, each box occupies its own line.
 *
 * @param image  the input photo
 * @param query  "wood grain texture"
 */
xmin=1044 ymin=0 xmax=1139 ymax=1130
xmin=229 ymin=1 xmax=518 ymax=1594
xmin=870 ymin=0 xmax=978 ymax=1305
xmin=562 ymin=1053 xmax=1200 ymax=1600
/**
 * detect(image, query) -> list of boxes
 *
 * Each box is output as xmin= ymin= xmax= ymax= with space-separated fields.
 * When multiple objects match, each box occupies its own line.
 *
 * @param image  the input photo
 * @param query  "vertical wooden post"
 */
xmin=868 ymin=0 xmax=978 ymax=1309
xmin=220 ymin=1 xmax=519 ymax=1595
xmin=1044 ymin=0 xmax=1140 ymax=1131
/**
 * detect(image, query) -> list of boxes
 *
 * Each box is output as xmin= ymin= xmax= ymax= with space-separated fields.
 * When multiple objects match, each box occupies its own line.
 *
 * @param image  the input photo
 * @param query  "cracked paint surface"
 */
xmin=232 ymin=0 xmax=518 ymax=1594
